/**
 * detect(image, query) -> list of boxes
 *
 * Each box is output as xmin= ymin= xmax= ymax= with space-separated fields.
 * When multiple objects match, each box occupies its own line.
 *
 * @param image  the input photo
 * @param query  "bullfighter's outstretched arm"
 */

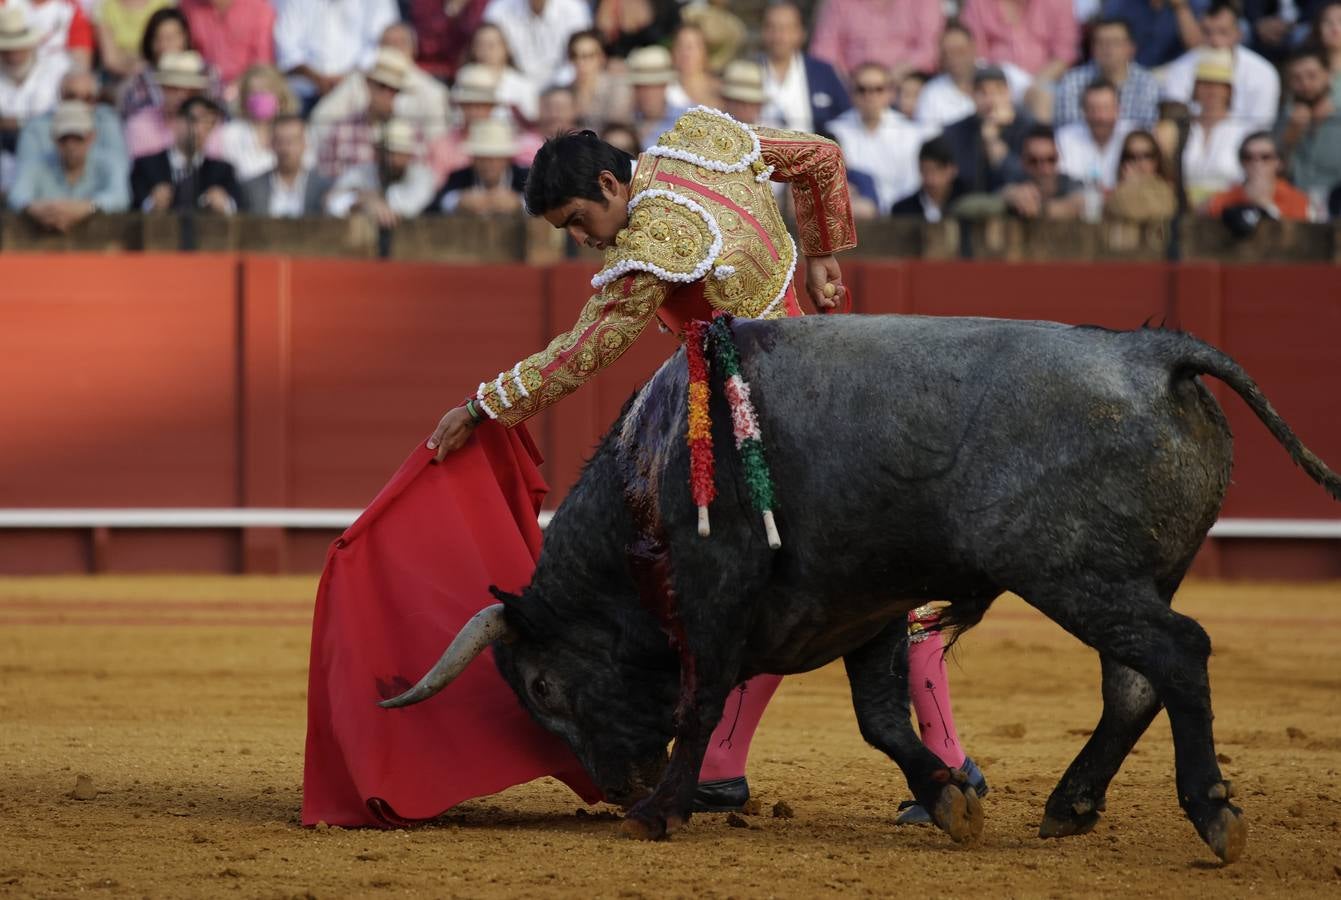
xmin=754 ymin=126 xmax=858 ymax=257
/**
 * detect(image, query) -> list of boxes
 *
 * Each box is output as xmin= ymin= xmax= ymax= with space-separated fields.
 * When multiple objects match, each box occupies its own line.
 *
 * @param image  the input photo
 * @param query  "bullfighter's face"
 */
xmin=493 ymin=606 xmax=676 ymax=807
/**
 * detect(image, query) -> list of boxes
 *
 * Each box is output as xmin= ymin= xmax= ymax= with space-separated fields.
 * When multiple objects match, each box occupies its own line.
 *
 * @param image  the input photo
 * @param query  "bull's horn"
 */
xmin=377 ymin=604 xmax=513 ymax=709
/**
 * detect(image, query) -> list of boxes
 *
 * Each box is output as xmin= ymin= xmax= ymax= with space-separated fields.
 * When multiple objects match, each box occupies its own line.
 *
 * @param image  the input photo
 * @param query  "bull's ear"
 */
xmin=488 ymin=585 xmax=521 ymax=604
xmin=487 ymin=585 xmax=527 ymax=643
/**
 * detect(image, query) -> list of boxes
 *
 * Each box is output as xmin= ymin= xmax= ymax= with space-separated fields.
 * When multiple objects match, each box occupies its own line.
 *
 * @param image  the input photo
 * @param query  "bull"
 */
xmin=381 ymin=314 xmax=1341 ymax=863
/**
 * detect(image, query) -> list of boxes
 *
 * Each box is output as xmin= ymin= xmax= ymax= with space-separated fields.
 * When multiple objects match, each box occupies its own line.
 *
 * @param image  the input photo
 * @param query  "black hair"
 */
xmin=942 ymin=18 xmax=972 ymax=40
xmin=918 ymin=136 xmax=955 ymax=166
xmin=179 ymin=95 xmax=223 ymax=119
xmin=1284 ymin=46 xmax=1329 ymax=69
xmin=140 ymin=8 xmax=193 ymax=64
xmin=902 ymin=70 xmax=932 ymax=86
xmin=1083 ymin=77 xmax=1119 ymax=100
xmin=523 ymin=130 xmax=635 ymax=215
xmin=1022 ymin=123 xmax=1057 ymax=144
xmin=1237 ymin=130 xmax=1276 ymax=161
xmin=1091 ymin=16 xmax=1133 ymax=40
xmin=567 ymin=28 xmax=604 ymax=58
xmin=1207 ymin=0 xmax=1241 ymax=18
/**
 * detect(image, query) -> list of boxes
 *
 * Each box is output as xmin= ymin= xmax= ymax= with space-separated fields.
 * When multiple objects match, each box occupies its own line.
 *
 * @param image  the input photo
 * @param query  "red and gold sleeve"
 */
xmin=754 ymin=126 xmax=858 ymax=257
xmin=472 ymin=272 xmax=668 ymax=428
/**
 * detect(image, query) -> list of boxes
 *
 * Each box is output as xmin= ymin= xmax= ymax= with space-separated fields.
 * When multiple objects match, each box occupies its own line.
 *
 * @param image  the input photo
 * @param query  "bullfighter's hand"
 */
xmin=428 ymin=405 xmax=479 ymax=462
xmin=805 ymin=254 xmax=844 ymax=311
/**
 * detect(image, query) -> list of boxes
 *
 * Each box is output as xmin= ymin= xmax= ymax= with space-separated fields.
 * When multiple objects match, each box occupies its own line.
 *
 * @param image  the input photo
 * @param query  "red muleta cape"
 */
xmin=302 ymin=422 xmax=602 ymax=827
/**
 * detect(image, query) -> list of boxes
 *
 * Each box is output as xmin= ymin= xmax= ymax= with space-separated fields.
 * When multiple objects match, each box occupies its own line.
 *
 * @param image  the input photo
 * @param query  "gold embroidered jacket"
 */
xmin=473 ymin=106 xmax=857 ymax=428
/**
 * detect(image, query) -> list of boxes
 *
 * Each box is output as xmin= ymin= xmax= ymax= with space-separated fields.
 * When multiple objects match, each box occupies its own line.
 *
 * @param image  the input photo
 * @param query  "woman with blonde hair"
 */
xmin=218 ymin=64 xmax=303 ymax=181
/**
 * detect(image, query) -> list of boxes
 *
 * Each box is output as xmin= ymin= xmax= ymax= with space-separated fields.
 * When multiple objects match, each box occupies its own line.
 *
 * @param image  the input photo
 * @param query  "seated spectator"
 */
xmin=326 ymin=118 xmax=437 ymax=226
xmin=1275 ymin=47 xmax=1341 ymax=194
xmin=117 ymin=8 xmax=223 ymax=119
xmin=483 ymin=0 xmax=592 ymax=90
xmin=1204 ymin=130 xmax=1309 ymax=219
xmin=313 ymin=29 xmax=451 ymax=141
xmin=130 ymin=94 xmax=240 ymax=213
xmin=17 ymin=0 xmax=94 ymax=69
xmin=1104 ymin=128 xmax=1179 ymax=220
xmin=667 ymin=22 xmax=720 ymax=110
xmin=758 ymin=1 xmax=849 ymax=135
xmin=890 ymin=136 xmax=965 ymax=220
xmin=1001 ymin=124 xmax=1084 ymax=218
xmin=1161 ymin=1 xmax=1280 ymax=131
xmin=218 ymin=65 xmax=302 ymax=182
xmin=1057 ymin=80 xmax=1133 ymax=189
xmin=434 ymin=118 xmax=527 ymax=213
xmin=940 ymin=66 xmax=1031 ymax=193
xmin=600 ymin=120 xmax=639 ymax=155
xmin=895 ymin=71 xmax=929 ymax=119
xmin=915 ymin=20 xmax=1031 ymax=130
xmin=960 ymin=0 xmax=1079 ymax=79
xmin=275 ymin=0 xmax=400 ymax=109
xmin=810 ymin=0 xmax=944 ymax=80
xmin=828 ymin=62 xmax=935 ymax=212
xmin=93 ymin=0 xmax=174 ymax=83
xmin=536 ymin=84 xmax=578 ymax=136
xmin=124 ymin=51 xmax=221 ymax=159
xmin=1102 ymin=0 xmax=1207 ymax=69
xmin=178 ymin=0 xmax=274 ymax=89
xmin=719 ymin=60 xmax=766 ymax=125
xmin=680 ymin=1 xmax=748 ymax=72
xmin=592 ymin=0 xmax=679 ymax=60
xmin=466 ymin=22 xmax=539 ymax=123
xmin=1055 ymin=17 xmax=1159 ymax=128
xmin=7 ymin=100 xmax=129 ymax=228
xmin=239 ymin=114 xmax=331 ymax=217
xmin=625 ymin=44 xmax=683 ymax=150
xmin=409 ymin=0 xmax=489 ymax=81
xmin=427 ymin=63 xmax=506 ymax=178
xmin=14 ymin=68 xmax=127 ymax=195
xmin=565 ymin=28 xmax=632 ymax=131
xmin=0 ymin=6 xmax=69 ymax=156
xmin=314 ymin=48 xmax=409 ymax=180
xmin=1180 ymin=49 xmax=1252 ymax=205
xmin=1316 ymin=1 xmax=1341 ymax=101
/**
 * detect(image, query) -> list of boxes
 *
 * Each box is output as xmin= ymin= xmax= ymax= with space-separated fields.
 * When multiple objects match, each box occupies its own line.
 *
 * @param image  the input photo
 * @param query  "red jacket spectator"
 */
xmin=409 ymin=0 xmax=489 ymax=81
xmin=1205 ymin=179 xmax=1310 ymax=220
xmin=179 ymin=0 xmax=275 ymax=87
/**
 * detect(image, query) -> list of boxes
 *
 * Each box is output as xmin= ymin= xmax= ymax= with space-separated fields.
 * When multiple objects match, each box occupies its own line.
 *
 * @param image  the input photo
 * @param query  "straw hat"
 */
xmin=382 ymin=119 xmax=419 ymax=155
xmin=51 ymin=101 xmax=95 ymax=139
xmin=0 ymin=6 xmax=41 ymax=51
xmin=155 ymin=51 xmax=210 ymax=90
xmin=367 ymin=47 xmax=410 ymax=92
xmin=1193 ymin=49 xmax=1234 ymax=86
xmin=626 ymin=45 xmax=674 ymax=86
xmin=720 ymin=60 xmax=766 ymax=104
xmin=464 ymin=118 xmax=517 ymax=158
xmin=452 ymin=64 xmax=499 ymax=105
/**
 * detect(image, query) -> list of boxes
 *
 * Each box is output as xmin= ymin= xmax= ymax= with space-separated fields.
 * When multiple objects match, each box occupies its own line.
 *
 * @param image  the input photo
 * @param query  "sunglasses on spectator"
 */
xmin=854 ymin=83 xmax=888 ymax=94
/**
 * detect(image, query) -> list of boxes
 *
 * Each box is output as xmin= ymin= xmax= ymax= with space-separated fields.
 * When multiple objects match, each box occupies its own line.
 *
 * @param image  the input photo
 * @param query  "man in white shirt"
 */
xmin=312 ymin=36 xmax=451 ymax=142
xmin=240 ymin=114 xmax=331 ymax=217
xmin=828 ymin=62 xmax=935 ymax=212
xmin=0 ymin=6 xmax=68 ymax=132
xmin=1160 ymin=0 xmax=1280 ymax=131
xmin=274 ymin=0 xmax=400 ymax=107
xmin=1056 ymin=79 xmax=1132 ymax=189
xmin=326 ymin=118 xmax=436 ymax=226
xmin=482 ymin=0 xmax=591 ymax=91
xmin=916 ymin=20 xmax=1032 ymax=130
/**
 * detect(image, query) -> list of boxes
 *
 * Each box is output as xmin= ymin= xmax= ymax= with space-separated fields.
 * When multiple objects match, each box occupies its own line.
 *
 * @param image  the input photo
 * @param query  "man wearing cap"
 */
xmin=758 ymin=1 xmax=850 ymax=135
xmin=426 ymin=62 xmax=505 ymax=180
xmin=433 ymin=118 xmax=527 ymax=214
xmin=626 ymin=45 xmax=685 ymax=150
xmin=7 ymin=99 xmax=128 ymax=228
xmin=240 ymin=114 xmax=331 ymax=217
xmin=828 ymin=62 xmax=937 ymax=212
xmin=130 ymin=94 xmax=240 ymax=214
xmin=315 ymin=47 xmax=414 ymax=180
xmin=311 ymin=26 xmax=451 ymax=143
xmin=123 ymin=50 xmax=218 ymax=159
xmin=325 ymin=117 xmax=437 ymax=225
xmin=1160 ymin=0 xmax=1280 ymax=131
xmin=179 ymin=0 xmax=275 ymax=88
xmin=719 ymin=60 xmax=767 ymax=125
xmin=14 ymin=68 xmax=127 ymax=190
xmin=0 ymin=5 xmax=70 ymax=160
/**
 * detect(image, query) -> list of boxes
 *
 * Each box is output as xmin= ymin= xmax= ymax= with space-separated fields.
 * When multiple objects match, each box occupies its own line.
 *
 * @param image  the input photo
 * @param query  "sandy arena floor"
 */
xmin=2 ymin=576 xmax=1340 ymax=898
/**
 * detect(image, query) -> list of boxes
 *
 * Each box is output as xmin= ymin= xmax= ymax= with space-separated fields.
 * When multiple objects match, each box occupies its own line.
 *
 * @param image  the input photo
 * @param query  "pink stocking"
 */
xmin=907 ymin=617 xmax=967 ymax=769
xmin=698 ymin=674 xmax=783 ymax=782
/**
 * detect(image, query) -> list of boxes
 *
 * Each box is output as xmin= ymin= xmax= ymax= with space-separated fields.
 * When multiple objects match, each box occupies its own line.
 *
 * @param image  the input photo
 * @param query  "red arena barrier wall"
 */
xmin=0 ymin=254 xmax=1337 ymax=578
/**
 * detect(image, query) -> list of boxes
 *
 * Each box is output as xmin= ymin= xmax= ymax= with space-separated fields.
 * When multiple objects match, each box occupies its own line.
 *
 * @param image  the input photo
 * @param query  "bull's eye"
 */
xmin=531 ymin=678 xmax=549 ymax=700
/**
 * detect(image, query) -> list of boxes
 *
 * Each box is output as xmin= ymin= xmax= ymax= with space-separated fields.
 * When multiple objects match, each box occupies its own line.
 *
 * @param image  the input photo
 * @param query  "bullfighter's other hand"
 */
xmin=428 ymin=404 xmax=479 ymax=462
xmin=805 ymin=254 xmax=844 ymax=311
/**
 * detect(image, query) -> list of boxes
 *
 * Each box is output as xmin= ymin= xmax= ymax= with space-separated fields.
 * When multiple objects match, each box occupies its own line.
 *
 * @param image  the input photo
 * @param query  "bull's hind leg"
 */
xmin=844 ymin=621 xmax=984 ymax=844
xmin=1039 ymin=656 xmax=1161 ymax=838
xmin=1023 ymin=579 xmax=1246 ymax=863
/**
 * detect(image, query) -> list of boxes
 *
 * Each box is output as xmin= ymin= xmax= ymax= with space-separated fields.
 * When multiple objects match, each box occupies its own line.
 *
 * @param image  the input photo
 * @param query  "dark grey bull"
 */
xmin=382 ymin=314 xmax=1340 ymax=862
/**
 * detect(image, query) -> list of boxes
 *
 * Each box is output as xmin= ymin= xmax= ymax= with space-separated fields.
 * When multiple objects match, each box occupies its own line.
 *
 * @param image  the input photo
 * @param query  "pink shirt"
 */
xmin=959 ymin=0 xmax=1078 ymax=75
xmin=126 ymin=106 xmax=224 ymax=159
xmin=180 ymin=0 xmax=276 ymax=86
xmin=809 ymin=0 xmax=944 ymax=77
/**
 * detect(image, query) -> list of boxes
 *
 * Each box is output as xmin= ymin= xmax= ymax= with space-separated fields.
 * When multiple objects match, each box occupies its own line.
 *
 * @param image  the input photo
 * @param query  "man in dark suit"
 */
xmin=240 ymin=115 xmax=332 ymax=217
xmin=758 ymin=1 xmax=850 ymax=136
xmin=130 ymin=96 xmax=241 ymax=214
xmin=939 ymin=66 xmax=1030 ymax=194
xmin=890 ymin=136 xmax=965 ymax=220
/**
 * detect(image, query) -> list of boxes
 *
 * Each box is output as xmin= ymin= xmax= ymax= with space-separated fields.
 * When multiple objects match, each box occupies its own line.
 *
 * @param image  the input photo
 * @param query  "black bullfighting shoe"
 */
xmin=895 ymin=757 xmax=989 ymax=826
xmin=692 ymin=776 xmax=750 ymax=813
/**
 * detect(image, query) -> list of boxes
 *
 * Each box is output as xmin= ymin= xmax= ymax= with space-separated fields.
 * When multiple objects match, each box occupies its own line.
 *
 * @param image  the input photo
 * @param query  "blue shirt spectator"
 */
xmin=1055 ymin=17 xmax=1161 ymax=127
xmin=8 ymin=101 xmax=130 ymax=227
xmin=1102 ymin=0 xmax=1209 ymax=68
xmin=14 ymin=69 xmax=128 ymax=190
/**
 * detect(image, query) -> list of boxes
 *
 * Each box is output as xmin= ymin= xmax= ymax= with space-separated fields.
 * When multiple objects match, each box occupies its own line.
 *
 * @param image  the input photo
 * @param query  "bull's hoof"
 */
xmin=1190 ymin=784 xmax=1246 ymax=864
xmin=1039 ymin=798 xmax=1102 ymax=839
xmin=931 ymin=783 xmax=982 ymax=844
xmin=620 ymin=814 xmax=669 ymax=841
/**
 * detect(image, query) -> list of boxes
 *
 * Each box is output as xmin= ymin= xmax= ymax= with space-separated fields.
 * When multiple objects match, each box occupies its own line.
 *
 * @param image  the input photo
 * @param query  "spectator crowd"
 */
xmin=2 ymin=0 xmax=1340 ymax=233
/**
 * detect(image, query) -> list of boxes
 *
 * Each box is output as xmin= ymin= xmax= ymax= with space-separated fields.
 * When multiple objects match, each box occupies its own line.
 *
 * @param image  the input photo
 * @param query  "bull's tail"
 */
xmin=1161 ymin=332 xmax=1341 ymax=502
